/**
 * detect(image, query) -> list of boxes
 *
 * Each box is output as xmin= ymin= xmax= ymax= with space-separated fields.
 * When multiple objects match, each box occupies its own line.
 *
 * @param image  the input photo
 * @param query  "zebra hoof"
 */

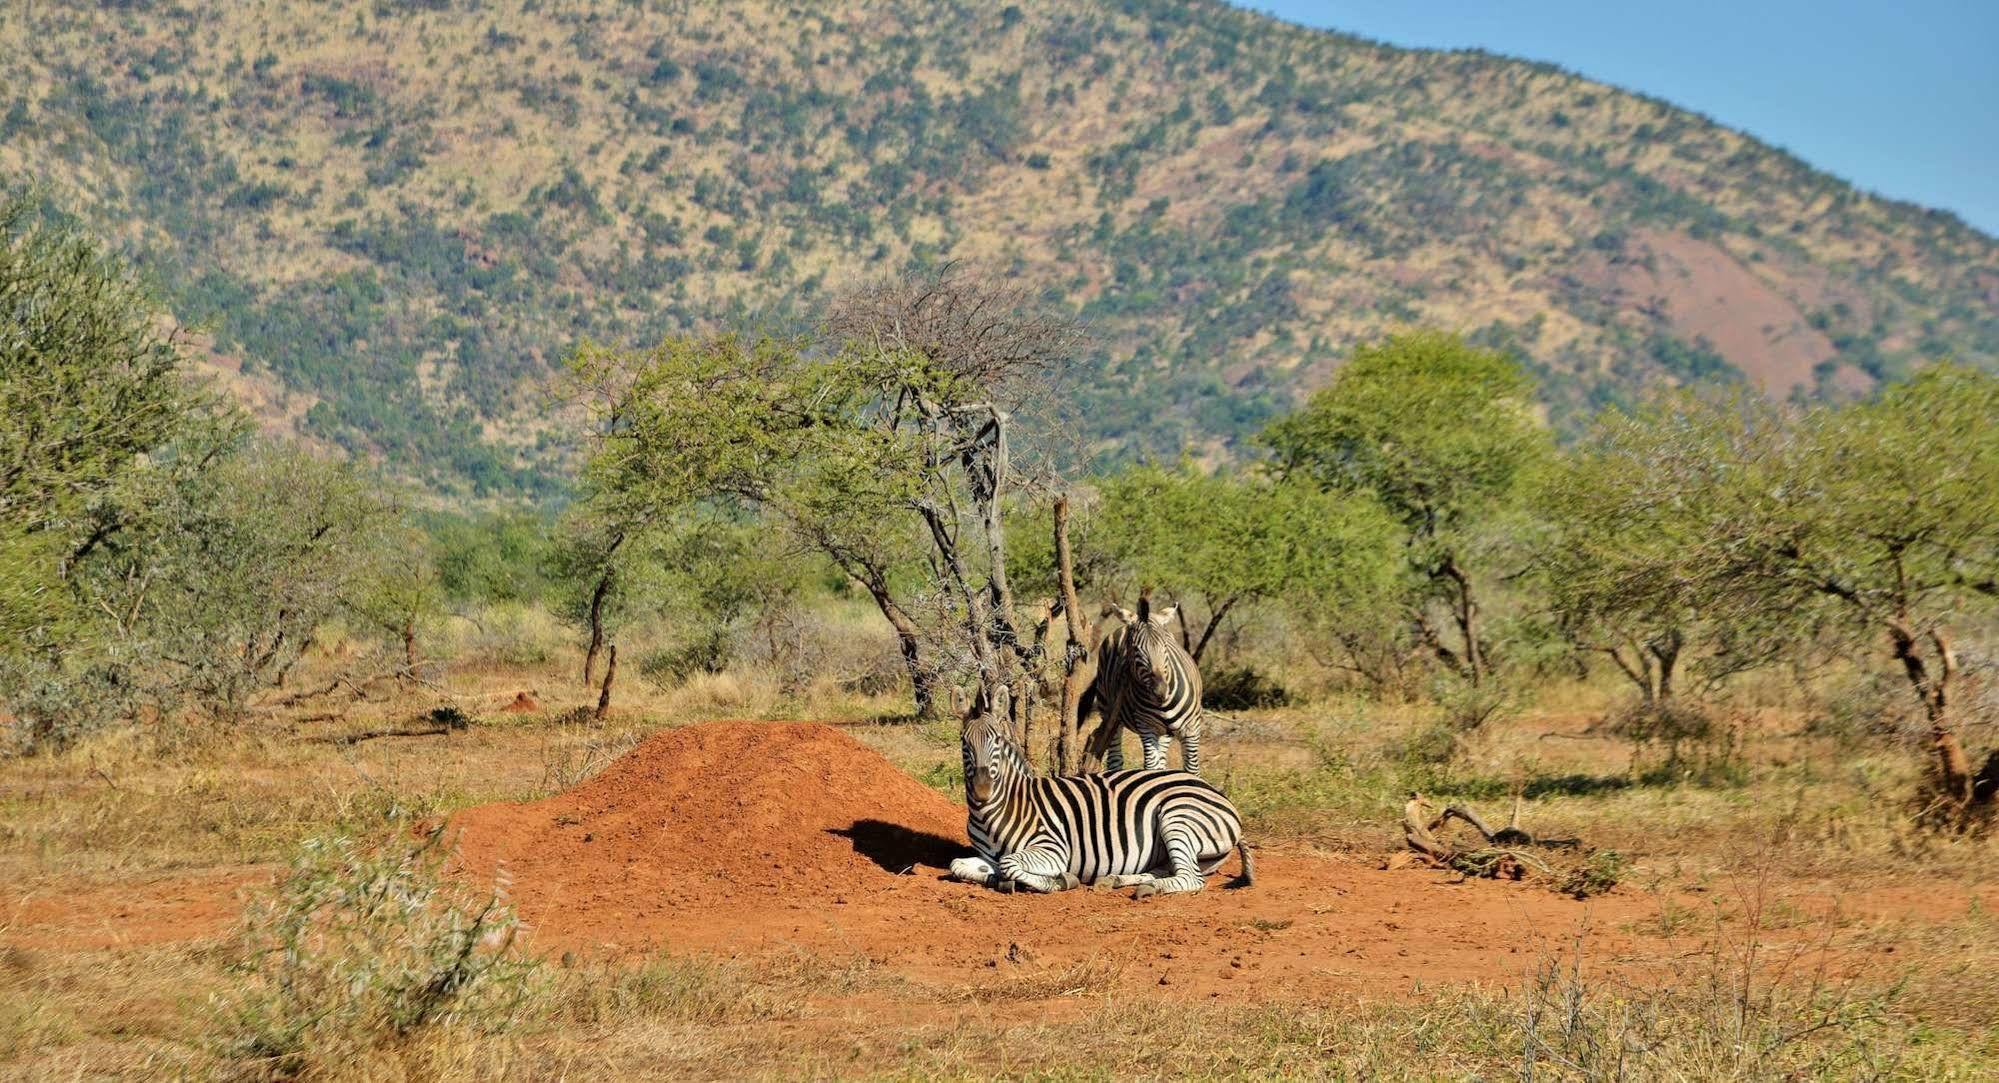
xmin=949 ymin=856 xmax=998 ymax=882
xmin=1133 ymin=883 xmax=1160 ymax=900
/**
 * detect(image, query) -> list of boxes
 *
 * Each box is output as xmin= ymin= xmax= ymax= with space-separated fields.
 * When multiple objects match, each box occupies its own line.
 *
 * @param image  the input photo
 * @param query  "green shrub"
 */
xmin=211 ymin=834 xmax=539 ymax=1079
xmin=1558 ymin=849 xmax=1627 ymax=899
xmin=1203 ymin=665 xmax=1293 ymax=710
xmin=638 ymin=630 xmax=732 ymax=688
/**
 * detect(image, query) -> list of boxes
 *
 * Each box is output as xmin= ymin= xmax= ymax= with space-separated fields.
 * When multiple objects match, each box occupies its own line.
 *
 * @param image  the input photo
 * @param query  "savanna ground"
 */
xmin=5 ymin=609 xmax=1997 ymax=1082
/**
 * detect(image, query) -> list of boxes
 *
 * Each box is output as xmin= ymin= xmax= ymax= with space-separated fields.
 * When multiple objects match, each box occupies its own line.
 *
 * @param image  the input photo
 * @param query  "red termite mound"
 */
xmin=448 ymin=720 xmax=969 ymax=948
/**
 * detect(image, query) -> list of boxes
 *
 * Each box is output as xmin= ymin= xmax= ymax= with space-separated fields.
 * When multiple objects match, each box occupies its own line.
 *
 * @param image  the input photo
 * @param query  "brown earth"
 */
xmin=444 ymin=721 xmax=1684 ymax=999
xmin=1616 ymin=229 xmax=1841 ymax=393
xmin=499 ymin=691 xmax=542 ymax=713
xmin=3 ymin=865 xmax=269 ymax=951
xmin=11 ymin=721 xmax=1988 ymax=1005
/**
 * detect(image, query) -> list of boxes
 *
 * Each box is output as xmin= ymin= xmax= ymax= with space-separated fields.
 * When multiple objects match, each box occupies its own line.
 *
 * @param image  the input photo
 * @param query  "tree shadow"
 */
xmin=1520 ymin=774 xmax=1637 ymax=799
xmin=828 ymin=819 xmax=966 ymax=874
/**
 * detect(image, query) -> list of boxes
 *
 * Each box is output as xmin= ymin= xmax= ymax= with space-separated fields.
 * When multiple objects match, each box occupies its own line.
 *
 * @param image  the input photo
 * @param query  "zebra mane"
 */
xmin=1137 ymin=587 xmax=1152 ymax=622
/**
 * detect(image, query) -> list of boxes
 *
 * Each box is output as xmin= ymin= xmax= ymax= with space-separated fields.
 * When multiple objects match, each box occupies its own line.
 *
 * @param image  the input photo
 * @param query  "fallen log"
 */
xmin=1401 ymin=791 xmax=1581 ymax=881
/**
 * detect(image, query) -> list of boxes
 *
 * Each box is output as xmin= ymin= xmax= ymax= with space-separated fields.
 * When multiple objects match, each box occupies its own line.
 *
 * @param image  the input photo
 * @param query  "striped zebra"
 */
xmin=1081 ymin=594 xmax=1206 ymax=774
xmin=948 ymin=713 xmax=1253 ymax=897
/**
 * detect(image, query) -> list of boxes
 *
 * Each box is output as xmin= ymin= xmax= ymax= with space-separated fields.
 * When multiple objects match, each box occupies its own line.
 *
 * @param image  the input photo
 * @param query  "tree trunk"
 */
xmin=594 ymin=644 xmax=618 ymax=723
xmin=401 ymin=613 xmax=418 ymax=672
xmin=1889 ymin=620 xmax=1971 ymax=805
xmin=899 ymin=631 xmax=939 ymax=719
xmin=1648 ymin=629 xmax=1681 ymax=703
xmin=851 ymin=572 xmax=938 ymax=720
xmin=582 ymin=570 xmax=612 ymax=687
xmin=1190 ymin=595 xmax=1239 ymax=664
xmin=1053 ymin=495 xmax=1092 ymax=774
xmin=1441 ymin=556 xmax=1485 ymax=687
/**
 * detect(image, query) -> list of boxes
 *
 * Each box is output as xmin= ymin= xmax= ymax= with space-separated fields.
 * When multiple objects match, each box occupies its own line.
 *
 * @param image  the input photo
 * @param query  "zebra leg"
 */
xmin=1141 ymin=732 xmax=1167 ymax=770
xmin=1093 ymin=872 xmax=1159 ymax=889
xmin=1105 ymin=732 xmax=1125 ymax=772
xmin=998 ymin=848 xmax=1081 ymax=893
xmin=1180 ymin=729 xmax=1201 ymax=775
xmin=948 ymin=855 xmax=999 ymax=885
xmin=1133 ymin=820 xmax=1208 ymax=898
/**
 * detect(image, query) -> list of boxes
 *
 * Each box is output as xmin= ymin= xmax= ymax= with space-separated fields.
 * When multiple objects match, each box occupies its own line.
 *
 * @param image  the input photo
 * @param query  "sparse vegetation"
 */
xmin=2 ymin=7 xmax=1996 ymax=1079
xmin=2 ymin=1 xmax=1992 ymax=491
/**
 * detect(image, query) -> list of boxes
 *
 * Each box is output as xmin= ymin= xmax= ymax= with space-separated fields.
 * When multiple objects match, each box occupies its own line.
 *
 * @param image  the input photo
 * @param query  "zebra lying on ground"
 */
xmin=948 ymin=713 xmax=1253 ymax=897
xmin=1081 ymin=592 xmax=1205 ymax=774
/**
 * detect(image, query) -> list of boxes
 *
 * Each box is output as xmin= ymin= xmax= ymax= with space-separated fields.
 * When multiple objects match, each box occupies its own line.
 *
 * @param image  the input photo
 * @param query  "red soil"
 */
xmin=15 ymin=722 xmax=1986 ymax=1004
xmin=445 ymin=721 xmax=1675 ymax=998
xmin=499 ymin=691 xmax=542 ymax=713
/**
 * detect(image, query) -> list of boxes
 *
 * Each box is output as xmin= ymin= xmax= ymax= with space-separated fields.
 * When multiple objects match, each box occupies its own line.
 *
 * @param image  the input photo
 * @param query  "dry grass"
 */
xmin=4 ymin=641 xmax=1997 ymax=1079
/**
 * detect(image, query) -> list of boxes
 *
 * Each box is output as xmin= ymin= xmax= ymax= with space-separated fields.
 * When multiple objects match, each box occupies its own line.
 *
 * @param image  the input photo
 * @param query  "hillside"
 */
xmin=3 ymin=0 xmax=1994 ymax=494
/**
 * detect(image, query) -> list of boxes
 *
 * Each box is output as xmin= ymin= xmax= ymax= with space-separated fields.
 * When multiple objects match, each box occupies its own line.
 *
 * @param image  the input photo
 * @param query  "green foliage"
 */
xmin=1093 ymin=463 xmax=1399 ymax=660
xmin=0 ymin=194 xmax=385 ymax=747
xmin=212 ymin=834 xmax=538 ymax=1079
xmin=0 ymin=191 xmax=237 ymax=540
xmin=1535 ymin=391 xmax=1814 ymax=703
xmin=4 ymin=436 xmax=403 ymax=749
xmin=10 ymin=3 xmax=1993 ymax=490
xmin=1263 ymin=332 xmax=1550 ymax=540
xmin=1549 ymin=367 xmax=1999 ymax=806
xmin=424 ymin=509 xmax=558 ymax=606
xmin=1262 ymin=332 xmax=1552 ymax=687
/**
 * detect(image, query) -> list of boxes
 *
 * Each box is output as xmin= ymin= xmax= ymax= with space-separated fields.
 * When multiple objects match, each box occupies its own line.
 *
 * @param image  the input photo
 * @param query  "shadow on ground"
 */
xmin=828 ymin=819 xmax=965 ymax=873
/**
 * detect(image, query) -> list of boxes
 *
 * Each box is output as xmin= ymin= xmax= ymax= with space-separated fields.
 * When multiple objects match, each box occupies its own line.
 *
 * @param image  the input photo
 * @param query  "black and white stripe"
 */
xmin=949 ymin=714 xmax=1252 ymax=896
xmin=1084 ymin=594 xmax=1205 ymax=774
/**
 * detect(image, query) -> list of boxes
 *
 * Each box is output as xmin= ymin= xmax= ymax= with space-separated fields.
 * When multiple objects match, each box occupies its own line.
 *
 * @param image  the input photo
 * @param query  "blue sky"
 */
xmin=1234 ymin=2 xmax=1999 ymax=238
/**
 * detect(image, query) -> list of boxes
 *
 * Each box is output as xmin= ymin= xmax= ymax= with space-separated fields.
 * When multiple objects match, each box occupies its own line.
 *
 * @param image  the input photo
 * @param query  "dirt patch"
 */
xmin=500 ymin=691 xmax=541 ymax=713
xmin=2 ymin=866 xmax=270 ymax=951
xmin=446 ymin=721 xmax=1673 ymax=999
xmin=1617 ymin=229 xmax=1837 ymax=393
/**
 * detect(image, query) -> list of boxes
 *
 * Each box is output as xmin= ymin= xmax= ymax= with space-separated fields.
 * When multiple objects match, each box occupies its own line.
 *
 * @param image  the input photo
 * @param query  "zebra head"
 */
xmin=960 ymin=713 xmax=1022 ymax=809
xmin=1114 ymin=594 xmax=1181 ymax=696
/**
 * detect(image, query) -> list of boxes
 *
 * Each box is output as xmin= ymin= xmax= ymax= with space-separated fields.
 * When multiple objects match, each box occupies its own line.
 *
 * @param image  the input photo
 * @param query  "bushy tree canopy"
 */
xmin=1262 ymin=331 xmax=1551 ymax=686
xmin=1093 ymin=464 xmax=1399 ymax=662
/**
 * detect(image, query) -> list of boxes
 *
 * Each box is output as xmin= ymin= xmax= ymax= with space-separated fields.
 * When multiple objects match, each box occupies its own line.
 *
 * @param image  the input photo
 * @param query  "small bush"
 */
xmin=1202 ymin=665 xmax=1292 ymax=710
xmin=638 ymin=630 xmax=731 ymax=688
xmin=1605 ymin=698 xmax=1714 ymax=747
xmin=1558 ymin=849 xmax=1627 ymax=899
xmin=427 ymin=704 xmax=473 ymax=731
xmin=211 ymin=834 xmax=539 ymax=1080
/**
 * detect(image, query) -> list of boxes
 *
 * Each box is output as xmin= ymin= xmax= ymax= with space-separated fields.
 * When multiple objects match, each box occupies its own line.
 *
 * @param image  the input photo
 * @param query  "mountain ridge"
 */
xmin=2 ymin=0 xmax=1992 ymax=495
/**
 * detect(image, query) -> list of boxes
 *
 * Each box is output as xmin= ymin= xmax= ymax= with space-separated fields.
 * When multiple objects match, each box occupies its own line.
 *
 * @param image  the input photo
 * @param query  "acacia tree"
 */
xmin=566 ymin=268 xmax=1082 ymax=727
xmin=1782 ymin=367 xmax=1999 ymax=816
xmin=1262 ymin=332 xmax=1551 ymax=687
xmin=1536 ymin=396 xmax=1813 ymax=707
xmin=1094 ymin=464 xmax=1399 ymax=664
xmin=1 ymin=193 xmax=242 ymax=657
xmin=1581 ymin=370 xmax=1999 ymax=819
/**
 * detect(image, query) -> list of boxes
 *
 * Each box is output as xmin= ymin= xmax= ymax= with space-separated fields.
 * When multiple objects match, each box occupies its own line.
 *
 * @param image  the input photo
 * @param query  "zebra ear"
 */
xmin=1151 ymin=604 xmax=1178 ymax=627
xmin=1111 ymin=605 xmax=1137 ymax=626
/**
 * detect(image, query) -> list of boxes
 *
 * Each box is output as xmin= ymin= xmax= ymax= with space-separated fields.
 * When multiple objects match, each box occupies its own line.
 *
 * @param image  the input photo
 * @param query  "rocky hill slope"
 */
xmin=4 ymin=0 xmax=1993 ymax=493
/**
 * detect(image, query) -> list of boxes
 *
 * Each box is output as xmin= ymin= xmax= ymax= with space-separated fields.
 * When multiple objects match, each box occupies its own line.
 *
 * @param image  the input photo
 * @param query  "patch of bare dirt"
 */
xmin=1617 ymin=228 xmax=1837 ymax=392
xmin=2 ymin=866 xmax=270 ymax=951
xmin=445 ymin=721 xmax=1673 ymax=999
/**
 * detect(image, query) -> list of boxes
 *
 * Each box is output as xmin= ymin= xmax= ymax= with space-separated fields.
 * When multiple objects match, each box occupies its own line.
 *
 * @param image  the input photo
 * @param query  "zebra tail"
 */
xmin=1236 ymin=838 xmax=1256 ymax=886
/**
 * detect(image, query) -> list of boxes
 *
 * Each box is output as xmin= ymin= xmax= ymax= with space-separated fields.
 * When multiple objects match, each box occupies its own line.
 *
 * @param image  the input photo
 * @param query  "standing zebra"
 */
xmin=1081 ymin=593 xmax=1205 ymax=774
xmin=948 ymin=713 xmax=1253 ymax=896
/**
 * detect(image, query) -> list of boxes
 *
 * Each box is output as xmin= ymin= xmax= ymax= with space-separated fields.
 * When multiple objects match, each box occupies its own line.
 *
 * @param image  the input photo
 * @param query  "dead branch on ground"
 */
xmin=1400 ymin=792 xmax=1582 ymax=881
